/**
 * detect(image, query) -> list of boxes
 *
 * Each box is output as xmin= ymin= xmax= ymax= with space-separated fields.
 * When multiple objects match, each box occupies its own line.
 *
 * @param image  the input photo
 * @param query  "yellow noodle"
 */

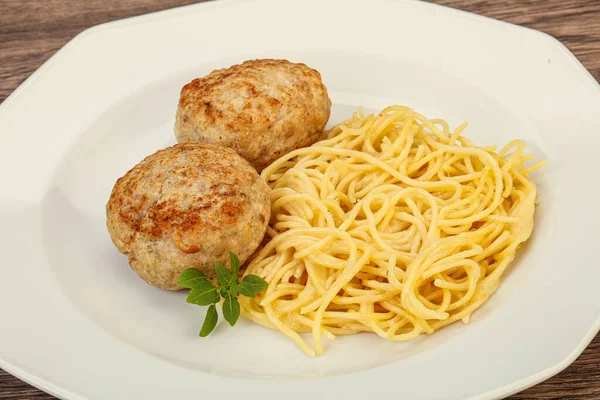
xmin=240 ymin=105 xmax=543 ymax=356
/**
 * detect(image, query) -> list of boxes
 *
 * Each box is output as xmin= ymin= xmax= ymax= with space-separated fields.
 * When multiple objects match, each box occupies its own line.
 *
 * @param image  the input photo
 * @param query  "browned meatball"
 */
xmin=106 ymin=143 xmax=270 ymax=290
xmin=174 ymin=59 xmax=331 ymax=171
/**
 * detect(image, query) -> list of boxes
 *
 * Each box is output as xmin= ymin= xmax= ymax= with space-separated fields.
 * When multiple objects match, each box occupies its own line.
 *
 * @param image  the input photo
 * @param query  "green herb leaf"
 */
xmin=238 ymin=275 xmax=268 ymax=297
xmin=237 ymin=282 xmax=255 ymax=298
xmin=222 ymin=292 xmax=240 ymax=326
xmin=199 ymin=304 xmax=218 ymax=337
xmin=220 ymin=286 xmax=229 ymax=298
xmin=177 ymin=268 xmax=209 ymax=289
xmin=229 ymin=251 xmax=241 ymax=278
xmin=178 ymin=252 xmax=260 ymax=338
xmin=187 ymin=280 xmax=219 ymax=306
xmin=215 ymin=263 xmax=233 ymax=285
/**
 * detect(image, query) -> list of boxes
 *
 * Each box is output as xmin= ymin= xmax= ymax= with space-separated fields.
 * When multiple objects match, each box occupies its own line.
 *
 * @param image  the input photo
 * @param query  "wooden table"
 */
xmin=1 ymin=0 xmax=599 ymax=398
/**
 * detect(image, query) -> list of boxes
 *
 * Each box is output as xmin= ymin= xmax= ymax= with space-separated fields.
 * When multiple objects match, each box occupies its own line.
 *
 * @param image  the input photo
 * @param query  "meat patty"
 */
xmin=106 ymin=143 xmax=271 ymax=290
xmin=174 ymin=59 xmax=331 ymax=171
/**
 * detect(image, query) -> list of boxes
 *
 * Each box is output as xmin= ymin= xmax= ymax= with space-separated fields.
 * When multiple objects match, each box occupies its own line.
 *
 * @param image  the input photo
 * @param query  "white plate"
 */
xmin=1 ymin=0 xmax=599 ymax=399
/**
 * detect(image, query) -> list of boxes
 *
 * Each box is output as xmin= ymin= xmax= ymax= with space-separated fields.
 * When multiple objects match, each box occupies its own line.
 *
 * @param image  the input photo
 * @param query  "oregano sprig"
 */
xmin=177 ymin=251 xmax=268 ymax=337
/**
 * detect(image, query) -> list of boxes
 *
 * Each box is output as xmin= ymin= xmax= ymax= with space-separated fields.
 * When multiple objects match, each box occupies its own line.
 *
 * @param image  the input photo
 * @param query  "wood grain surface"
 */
xmin=1 ymin=0 xmax=599 ymax=399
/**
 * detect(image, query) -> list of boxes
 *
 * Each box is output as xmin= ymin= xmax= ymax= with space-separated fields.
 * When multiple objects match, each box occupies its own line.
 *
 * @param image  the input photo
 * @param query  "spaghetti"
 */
xmin=240 ymin=105 xmax=545 ymax=356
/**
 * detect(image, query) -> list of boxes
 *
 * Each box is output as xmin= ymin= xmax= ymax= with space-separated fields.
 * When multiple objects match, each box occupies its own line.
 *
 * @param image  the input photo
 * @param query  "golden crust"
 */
xmin=106 ymin=143 xmax=270 ymax=290
xmin=174 ymin=59 xmax=331 ymax=171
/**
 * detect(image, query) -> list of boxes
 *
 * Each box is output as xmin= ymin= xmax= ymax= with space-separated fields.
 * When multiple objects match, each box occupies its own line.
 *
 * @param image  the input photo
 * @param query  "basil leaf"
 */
xmin=220 ymin=286 xmax=229 ymax=299
xmin=199 ymin=304 xmax=218 ymax=337
xmin=177 ymin=268 xmax=209 ymax=289
xmin=215 ymin=263 xmax=233 ymax=285
xmin=187 ymin=280 xmax=219 ymax=306
xmin=222 ymin=293 xmax=240 ymax=326
xmin=179 ymin=252 xmax=249 ymax=339
xmin=237 ymin=282 xmax=255 ymax=298
xmin=238 ymin=275 xmax=268 ymax=297
xmin=229 ymin=251 xmax=241 ymax=278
